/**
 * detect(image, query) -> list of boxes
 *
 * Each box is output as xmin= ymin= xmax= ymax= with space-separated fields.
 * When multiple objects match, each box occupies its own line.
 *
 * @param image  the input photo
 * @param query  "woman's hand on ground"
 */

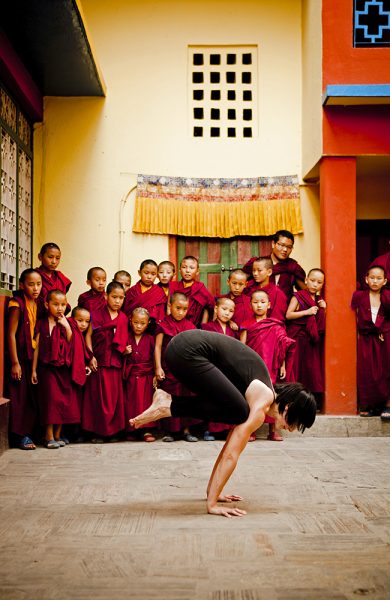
xmin=217 ymin=494 xmax=244 ymax=503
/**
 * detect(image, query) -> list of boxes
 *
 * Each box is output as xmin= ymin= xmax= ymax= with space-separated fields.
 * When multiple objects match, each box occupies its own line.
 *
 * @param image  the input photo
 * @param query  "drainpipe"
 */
xmin=119 ymin=184 xmax=137 ymax=270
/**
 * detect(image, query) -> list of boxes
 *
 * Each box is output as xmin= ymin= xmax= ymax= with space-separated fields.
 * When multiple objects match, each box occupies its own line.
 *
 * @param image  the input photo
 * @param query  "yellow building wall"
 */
xmin=33 ymin=0 xmax=320 ymax=306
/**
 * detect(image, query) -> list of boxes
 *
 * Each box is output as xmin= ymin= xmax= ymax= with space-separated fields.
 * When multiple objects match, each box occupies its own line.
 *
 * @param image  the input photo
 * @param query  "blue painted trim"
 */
xmin=323 ymin=84 xmax=390 ymax=105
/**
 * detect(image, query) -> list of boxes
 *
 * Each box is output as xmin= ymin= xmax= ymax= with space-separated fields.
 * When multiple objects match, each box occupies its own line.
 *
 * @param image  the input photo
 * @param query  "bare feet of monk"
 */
xmin=130 ymin=388 xmax=172 ymax=429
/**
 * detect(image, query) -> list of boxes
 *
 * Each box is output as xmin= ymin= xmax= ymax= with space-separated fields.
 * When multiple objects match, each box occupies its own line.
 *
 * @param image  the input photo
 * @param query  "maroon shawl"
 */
xmin=91 ymin=307 xmax=129 ymax=368
xmin=201 ymin=320 xmax=237 ymax=338
xmin=78 ymin=289 xmax=107 ymax=313
xmin=287 ymin=290 xmax=325 ymax=343
xmin=123 ymin=281 xmax=167 ymax=322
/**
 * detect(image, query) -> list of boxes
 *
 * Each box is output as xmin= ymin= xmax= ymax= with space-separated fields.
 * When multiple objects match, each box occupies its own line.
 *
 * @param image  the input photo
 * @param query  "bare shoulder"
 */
xmin=245 ymin=379 xmax=274 ymax=411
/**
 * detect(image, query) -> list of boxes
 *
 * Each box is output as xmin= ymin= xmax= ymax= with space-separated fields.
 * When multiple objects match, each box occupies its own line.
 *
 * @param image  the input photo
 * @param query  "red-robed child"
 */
xmin=124 ymin=308 xmax=156 ymax=442
xmin=243 ymin=230 xmax=306 ymax=301
xmin=201 ymin=297 xmax=237 ymax=440
xmin=241 ymin=290 xmax=296 ymax=441
xmin=83 ymin=282 xmax=128 ymax=442
xmin=351 ymin=265 xmax=390 ymax=419
xmin=218 ymin=269 xmax=252 ymax=331
xmin=32 ymin=290 xmax=81 ymax=449
xmin=169 ymin=256 xmax=214 ymax=327
xmin=78 ymin=267 xmax=107 ymax=313
xmin=36 ymin=242 xmax=72 ymax=309
xmin=123 ymin=259 xmax=167 ymax=329
xmin=113 ymin=270 xmax=132 ymax=293
xmin=157 ymin=260 xmax=176 ymax=299
xmin=286 ymin=268 xmax=326 ymax=409
xmin=7 ymin=269 xmax=44 ymax=450
xmin=244 ymin=257 xmax=288 ymax=321
xmin=155 ymin=292 xmax=198 ymax=442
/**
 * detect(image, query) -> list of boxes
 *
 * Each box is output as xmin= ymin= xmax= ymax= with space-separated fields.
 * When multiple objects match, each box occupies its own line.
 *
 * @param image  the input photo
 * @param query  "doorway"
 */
xmin=356 ymin=220 xmax=390 ymax=286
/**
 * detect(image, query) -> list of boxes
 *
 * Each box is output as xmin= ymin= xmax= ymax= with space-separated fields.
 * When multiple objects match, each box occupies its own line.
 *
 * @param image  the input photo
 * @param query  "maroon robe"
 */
xmin=78 ymin=289 xmax=107 ymax=313
xmin=243 ymin=256 xmax=305 ymax=301
xmin=123 ymin=331 xmax=155 ymax=431
xmin=200 ymin=321 xmax=237 ymax=433
xmin=351 ymin=289 xmax=390 ymax=411
xmin=286 ymin=290 xmax=325 ymax=393
xmin=82 ymin=307 xmax=128 ymax=436
xmin=169 ymin=280 xmax=214 ymax=327
xmin=123 ymin=281 xmax=167 ymax=325
xmin=36 ymin=266 xmax=71 ymax=300
xmin=36 ymin=317 xmax=81 ymax=425
xmin=7 ymin=292 xmax=44 ymax=436
xmin=155 ymin=315 xmax=197 ymax=433
xmin=218 ymin=293 xmax=252 ymax=328
xmin=244 ymin=281 xmax=288 ymax=321
xmin=241 ymin=317 xmax=295 ymax=384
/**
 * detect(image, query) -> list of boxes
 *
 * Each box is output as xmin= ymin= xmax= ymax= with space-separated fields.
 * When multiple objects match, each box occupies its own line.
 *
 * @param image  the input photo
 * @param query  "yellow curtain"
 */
xmin=133 ymin=174 xmax=303 ymax=237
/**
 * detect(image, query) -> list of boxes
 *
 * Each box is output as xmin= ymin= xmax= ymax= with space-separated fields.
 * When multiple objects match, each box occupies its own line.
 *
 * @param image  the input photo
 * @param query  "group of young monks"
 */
xmin=6 ymin=231 xmax=390 ymax=451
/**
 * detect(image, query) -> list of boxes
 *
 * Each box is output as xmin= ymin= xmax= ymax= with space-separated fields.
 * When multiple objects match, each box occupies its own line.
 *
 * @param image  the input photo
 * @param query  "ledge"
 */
xmin=323 ymin=84 xmax=390 ymax=106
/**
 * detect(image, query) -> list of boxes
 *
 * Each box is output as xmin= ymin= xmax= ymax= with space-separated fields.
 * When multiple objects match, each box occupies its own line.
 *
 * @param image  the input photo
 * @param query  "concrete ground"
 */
xmin=0 ymin=432 xmax=389 ymax=600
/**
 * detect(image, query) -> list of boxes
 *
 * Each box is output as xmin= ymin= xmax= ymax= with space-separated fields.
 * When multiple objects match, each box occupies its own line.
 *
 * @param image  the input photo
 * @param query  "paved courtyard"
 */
xmin=0 ymin=435 xmax=389 ymax=599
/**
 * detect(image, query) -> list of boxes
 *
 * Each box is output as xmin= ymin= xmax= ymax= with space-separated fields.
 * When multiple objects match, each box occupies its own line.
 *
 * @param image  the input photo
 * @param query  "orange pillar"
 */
xmin=320 ymin=157 xmax=357 ymax=414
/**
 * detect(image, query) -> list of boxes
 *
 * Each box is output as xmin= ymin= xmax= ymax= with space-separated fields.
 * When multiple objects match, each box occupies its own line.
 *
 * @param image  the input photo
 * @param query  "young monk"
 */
xmin=201 ymin=297 xmax=237 ymax=440
xmin=123 ymin=259 xmax=167 ymax=328
xmin=218 ymin=269 xmax=252 ymax=330
xmin=124 ymin=308 xmax=156 ymax=442
xmin=243 ymin=230 xmax=306 ymax=301
xmin=169 ymin=256 xmax=214 ymax=327
xmin=7 ymin=269 xmax=44 ymax=450
xmin=155 ymin=292 xmax=198 ymax=442
xmin=32 ymin=290 xmax=80 ymax=449
xmin=240 ymin=290 xmax=295 ymax=441
xmin=83 ymin=282 xmax=128 ymax=442
xmin=78 ymin=267 xmax=107 ymax=313
xmin=114 ymin=270 xmax=132 ymax=293
xmin=36 ymin=242 xmax=72 ymax=304
xmin=286 ymin=268 xmax=326 ymax=407
xmin=244 ymin=257 xmax=288 ymax=322
xmin=130 ymin=330 xmax=317 ymax=518
xmin=157 ymin=261 xmax=176 ymax=298
xmin=351 ymin=265 xmax=390 ymax=418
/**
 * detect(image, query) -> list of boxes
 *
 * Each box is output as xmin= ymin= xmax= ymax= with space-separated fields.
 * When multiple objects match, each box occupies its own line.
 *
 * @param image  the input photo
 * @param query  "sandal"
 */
xmin=183 ymin=433 xmax=198 ymax=442
xmin=162 ymin=435 xmax=175 ymax=442
xmin=380 ymin=408 xmax=390 ymax=421
xmin=203 ymin=431 xmax=216 ymax=441
xmin=44 ymin=439 xmax=60 ymax=449
xmin=19 ymin=436 xmax=36 ymax=450
xmin=359 ymin=409 xmax=376 ymax=417
xmin=267 ymin=432 xmax=283 ymax=442
xmin=54 ymin=438 xmax=66 ymax=447
xmin=91 ymin=437 xmax=104 ymax=444
xmin=143 ymin=432 xmax=156 ymax=442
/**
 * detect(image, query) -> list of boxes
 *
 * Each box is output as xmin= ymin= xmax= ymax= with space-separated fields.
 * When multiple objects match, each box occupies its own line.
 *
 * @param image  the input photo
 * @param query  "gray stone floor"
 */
xmin=0 ymin=435 xmax=389 ymax=600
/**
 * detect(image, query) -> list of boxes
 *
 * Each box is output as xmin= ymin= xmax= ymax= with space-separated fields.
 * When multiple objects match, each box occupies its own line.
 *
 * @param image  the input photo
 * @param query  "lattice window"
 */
xmin=354 ymin=0 xmax=390 ymax=47
xmin=0 ymin=85 xmax=32 ymax=290
xmin=188 ymin=45 xmax=257 ymax=139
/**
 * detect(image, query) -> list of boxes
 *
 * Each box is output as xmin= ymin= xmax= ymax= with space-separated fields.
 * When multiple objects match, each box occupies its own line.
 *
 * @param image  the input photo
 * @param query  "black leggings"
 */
xmin=165 ymin=330 xmax=271 ymax=424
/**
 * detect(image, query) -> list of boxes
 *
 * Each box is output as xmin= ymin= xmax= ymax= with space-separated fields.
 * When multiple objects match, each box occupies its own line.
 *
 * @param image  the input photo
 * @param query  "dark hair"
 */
xmin=19 ymin=268 xmax=41 ymax=283
xmin=227 ymin=268 xmax=247 ymax=279
xmin=180 ymin=255 xmax=199 ymax=266
xmin=307 ymin=268 xmax=325 ymax=278
xmin=367 ymin=264 xmax=386 ymax=277
xmin=272 ymin=230 xmax=294 ymax=244
xmin=251 ymin=289 xmax=269 ymax=301
xmin=46 ymin=289 xmax=66 ymax=302
xmin=139 ymin=259 xmax=158 ymax=271
xmin=114 ymin=270 xmax=131 ymax=279
xmin=252 ymin=256 xmax=273 ymax=270
xmin=106 ymin=281 xmax=124 ymax=295
xmin=39 ymin=242 xmax=60 ymax=255
xmin=71 ymin=306 xmax=90 ymax=318
xmin=170 ymin=292 xmax=188 ymax=304
xmin=87 ymin=266 xmax=106 ymax=280
xmin=274 ymin=382 xmax=316 ymax=433
xmin=158 ymin=261 xmax=176 ymax=272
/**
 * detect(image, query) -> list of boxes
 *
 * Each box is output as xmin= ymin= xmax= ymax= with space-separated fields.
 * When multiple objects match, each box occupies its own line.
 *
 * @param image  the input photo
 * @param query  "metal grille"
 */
xmin=0 ymin=85 xmax=32 ymax=290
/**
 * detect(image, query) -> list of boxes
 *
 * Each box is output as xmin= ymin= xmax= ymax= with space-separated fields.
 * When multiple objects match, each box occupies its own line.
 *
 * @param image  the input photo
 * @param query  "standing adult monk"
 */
xmin=130 ymin=330 xmax=317 ymax=518
xmin=244 ymin=230 xmax=306 ymax=301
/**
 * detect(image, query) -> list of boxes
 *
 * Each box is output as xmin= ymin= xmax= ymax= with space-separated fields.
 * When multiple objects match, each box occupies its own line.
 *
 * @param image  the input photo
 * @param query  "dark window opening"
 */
xmin=227 ymin=90 xmax=236 ymax=101
xmin=193 ymin=107 xmax=204 ymax=119
xmin=210 ymin=72 xmax=220 ymax=84
xmin=243 ymin=90 xmax=252 ymax=101
xmin=210 ymin=54 xmax=221 ymax=65
xmin=243 ymin=127 xmax=252 ymax=138
xmin=193 ymin=126 xmax=203 ymax=137
xmin=192 ymin=72 xmax=204 ymax=83
xmin=227 ymin=128 xmax=236 ymax=137
xmin=210 ymin=127 xmax=220 ymax=137
xmin=243 ymin=109 xmax=252 ymax=121
xmin=211 ymin=90 xmax=221 ymax=101
xmin=242 ymin=72 xmax=251 ymax=84
xmin=193 ymin=89 xmax=204 ymax=101
xmin=227 ymin=109 xmax=236 ymax=120
xmin=193 ymin=53 xmax=204 ymax=65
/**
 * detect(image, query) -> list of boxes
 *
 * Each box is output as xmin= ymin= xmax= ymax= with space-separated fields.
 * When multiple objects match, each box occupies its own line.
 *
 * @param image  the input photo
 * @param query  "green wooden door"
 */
xmin=177 ymin=236 xmax=272 ymax=296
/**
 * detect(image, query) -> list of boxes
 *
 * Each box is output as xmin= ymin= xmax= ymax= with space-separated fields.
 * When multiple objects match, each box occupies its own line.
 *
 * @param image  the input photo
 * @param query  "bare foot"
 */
xmin=130 ymin=389 xmax=172 ymax=429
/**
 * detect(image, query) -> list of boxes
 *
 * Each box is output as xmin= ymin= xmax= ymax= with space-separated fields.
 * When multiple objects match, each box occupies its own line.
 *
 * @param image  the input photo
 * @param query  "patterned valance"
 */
xmin=133 ymin=174 xmax=303 ymax=238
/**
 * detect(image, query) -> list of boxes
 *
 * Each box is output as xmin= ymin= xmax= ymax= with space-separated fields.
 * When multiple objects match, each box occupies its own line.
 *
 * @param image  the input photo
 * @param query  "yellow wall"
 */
xmin=301 ymin=0 xmax=323 ymax=179
xmin=33 ymin=0 xmax=321 ymax=306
